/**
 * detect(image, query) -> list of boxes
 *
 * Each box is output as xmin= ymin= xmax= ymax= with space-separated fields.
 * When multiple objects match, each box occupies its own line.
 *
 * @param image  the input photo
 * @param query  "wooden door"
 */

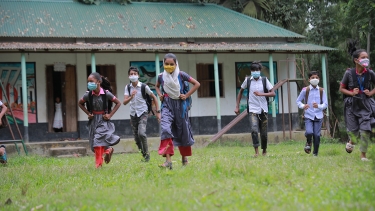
xmin=62 ymin=65 xmax=77 ymax=132
xmin=46 ymin=66 xmax=54 ymax=132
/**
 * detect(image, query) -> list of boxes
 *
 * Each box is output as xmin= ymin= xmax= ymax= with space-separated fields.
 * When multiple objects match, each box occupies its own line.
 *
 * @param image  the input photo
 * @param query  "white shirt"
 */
xmin=296 ymin=85 xmax=328 ymax=120
xmin=241 ymin=76 xmax=273 ymax=114
xmin=124 ymin=82 xmax=153 ymax=117
xmin=0 ymin=100 xmax=3 ymax=106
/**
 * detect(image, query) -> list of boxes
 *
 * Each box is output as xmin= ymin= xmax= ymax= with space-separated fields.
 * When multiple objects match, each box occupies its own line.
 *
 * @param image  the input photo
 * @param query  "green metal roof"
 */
xmin=0 ymin=0 xmax=305 ymax=39
xmin=0 ymin=42 xmax=336 ymax=52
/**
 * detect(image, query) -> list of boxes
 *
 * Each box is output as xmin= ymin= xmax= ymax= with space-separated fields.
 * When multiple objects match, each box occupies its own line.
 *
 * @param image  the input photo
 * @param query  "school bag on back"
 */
xmin=86 ymin=91 xmax=112 ymax=114
xmin=86 ymin=76 xmax=113 ymax=114
xmin=158 ymin=72 xmax=192 ymax=110
xmin=246 ymin=76 xmax=269 ymax=113
xmin=127 ymin=83 xmax=155 ymax=115
xmin=301 ymin=86 xmax=324 ymax=119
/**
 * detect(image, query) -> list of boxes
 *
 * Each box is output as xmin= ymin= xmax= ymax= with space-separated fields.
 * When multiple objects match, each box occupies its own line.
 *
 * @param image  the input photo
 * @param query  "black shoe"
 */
xmin=142 ymin=153 xmax=150 ymax=162
xmin=313 ymin=153 xmax=318 ymax=157
xmin=304 ymin=143 xmax=311 ymax=154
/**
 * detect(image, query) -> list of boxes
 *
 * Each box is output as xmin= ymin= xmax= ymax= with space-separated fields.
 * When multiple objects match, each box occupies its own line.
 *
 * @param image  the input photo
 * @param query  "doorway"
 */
xmin=46 ymin=65 xmax=78 ymax=132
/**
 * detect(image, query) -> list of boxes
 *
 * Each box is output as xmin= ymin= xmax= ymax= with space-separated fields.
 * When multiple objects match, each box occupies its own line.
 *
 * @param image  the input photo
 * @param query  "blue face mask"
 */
xmin=251 ymin=71 xmax=260 ymax=78
xmin=87 ymin=82 xmax=97 ymax=91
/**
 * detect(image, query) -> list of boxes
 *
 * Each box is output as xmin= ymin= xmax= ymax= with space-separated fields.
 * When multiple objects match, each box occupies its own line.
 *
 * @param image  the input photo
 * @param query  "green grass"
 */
xmin=1 ymin=142 xmax=375 ymax=211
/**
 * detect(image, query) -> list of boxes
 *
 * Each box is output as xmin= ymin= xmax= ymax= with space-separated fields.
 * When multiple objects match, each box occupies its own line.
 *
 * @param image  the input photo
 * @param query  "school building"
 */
xmin=0 ymin=0 xmax=334 ymax=142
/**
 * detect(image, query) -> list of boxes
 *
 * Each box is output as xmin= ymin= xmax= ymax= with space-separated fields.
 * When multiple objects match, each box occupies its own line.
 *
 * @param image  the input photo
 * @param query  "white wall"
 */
xmin=0 ymin=52 xmax=300 ymax=123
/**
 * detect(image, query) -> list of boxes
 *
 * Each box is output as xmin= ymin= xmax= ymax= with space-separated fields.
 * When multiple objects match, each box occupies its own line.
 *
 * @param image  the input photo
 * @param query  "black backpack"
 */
xmin=343 ymin=68 xmax=371 ymax=99
xmin=86 ymin=90 xmax=112 ymax=114
xmin=246 ymin=76 xmax=269 ymax=113
xmin=127 ymin=83 xmax=154 ymax=115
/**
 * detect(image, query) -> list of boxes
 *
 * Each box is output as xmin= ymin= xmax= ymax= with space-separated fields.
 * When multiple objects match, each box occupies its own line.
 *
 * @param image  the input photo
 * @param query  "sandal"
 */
xmin=345 ymin=142 xmax=354 ymax=153
xmin=104 ymin=147 xmax=114 ymax=164
xmin=182 ymin=157 xmax=188 ymax=166
xmin=304 ymin=143 xmax=311 ymax=154
xmin=159 ymin=161 xmax=172 ymax=170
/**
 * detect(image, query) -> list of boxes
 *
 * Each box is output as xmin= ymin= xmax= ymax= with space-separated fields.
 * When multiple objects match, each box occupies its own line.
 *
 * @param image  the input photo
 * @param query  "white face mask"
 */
xmin=129 ymin=75 xmax=139 ymax=82
xmin=310 ymin=78 xmax=319 ymax=86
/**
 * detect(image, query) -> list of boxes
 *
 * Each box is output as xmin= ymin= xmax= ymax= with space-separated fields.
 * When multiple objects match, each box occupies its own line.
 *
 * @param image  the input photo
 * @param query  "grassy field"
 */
xmin=1 ymin=141 xmax=374 ymax=211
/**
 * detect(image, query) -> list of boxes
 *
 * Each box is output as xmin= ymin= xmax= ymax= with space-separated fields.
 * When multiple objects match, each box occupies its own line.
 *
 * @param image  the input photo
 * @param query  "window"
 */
xmin=86 ymin=65 xmax=117 ymax=97
xmin=196 ymin=63 xmax=223 ymax=97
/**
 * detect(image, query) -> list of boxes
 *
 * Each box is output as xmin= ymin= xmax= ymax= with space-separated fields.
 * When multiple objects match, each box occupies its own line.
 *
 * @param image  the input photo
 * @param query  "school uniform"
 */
xmin=241 ymin=76 xmax=273 ymax=150
xmin=158 ymin=71 xmax=195 ymax=157
xmin=341 ymin=68 xmax=375 ymax=153
xmin=124 ymin=82 xmax=153 ymax=159
xmin=296 ymin=85 xmax=328 ymax=155
xmin=81 ymin=88 xmax=120 ymax=152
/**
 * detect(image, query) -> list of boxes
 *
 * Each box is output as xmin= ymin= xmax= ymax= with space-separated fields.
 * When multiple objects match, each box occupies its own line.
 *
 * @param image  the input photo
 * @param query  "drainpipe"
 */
xmin=269 ymin=53 xmax=277 ymax=132
xmin=321 ymin=54 xmax=330 ymax=132
xmin=21 ymin=53 xmax=29 ymax=142
xmin=155 ymin=52 xmax=160 ymax=107
xmin=214 ymin=53 xmax=221 ymax=131
xmin=91 ymin=53 xmax=96 ymax=73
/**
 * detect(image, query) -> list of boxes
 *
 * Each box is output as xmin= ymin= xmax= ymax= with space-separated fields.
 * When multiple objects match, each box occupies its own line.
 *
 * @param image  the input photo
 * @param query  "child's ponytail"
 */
xmin=347 ymin=39 xmax=367 ymax=64
xmin=100 ymin=76 xmax=113 ymax=112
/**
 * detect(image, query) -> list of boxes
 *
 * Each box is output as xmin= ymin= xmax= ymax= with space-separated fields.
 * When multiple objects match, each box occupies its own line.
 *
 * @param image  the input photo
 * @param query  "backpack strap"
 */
xmin=88 ymin=91 xmax=109 ymax=114
xmin=350 ymin=68 xmax=370 ymax=91
xmin=305 ymin=86 xmax=310 ymax=104
xmin=262 ymin=77 xmax=269 ymax=105
xmin=102 ymin=92 xmax=108 ymax=114
xmin=158 ymin=73 xmax=164 ymax=94
xmin=246 ymin=77 xmax=251 ymax=113
xmin=178 ymin=73 xmax=184 ymax=94
xmin=319 ymin=87 xmax=323 ymax=104
xmin=88 ymin=91 xmax=93 ymax=113
xmin=141 ymin=83 xmax=147 ymax=100
xmin=127 ymin=83 xmax=131 ymax=96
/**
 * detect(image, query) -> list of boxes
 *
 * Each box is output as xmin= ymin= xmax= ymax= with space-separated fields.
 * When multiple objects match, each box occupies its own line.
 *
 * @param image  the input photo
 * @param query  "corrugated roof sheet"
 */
xmin=0 ymin=42 xmax=335 ymax=52
xmin=0 ymin=1 xmax=304 ymax=38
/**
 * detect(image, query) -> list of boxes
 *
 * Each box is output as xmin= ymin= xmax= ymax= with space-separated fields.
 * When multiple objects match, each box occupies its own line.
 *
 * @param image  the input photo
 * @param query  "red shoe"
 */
xmin=104 ymin=147 xmax=114 ymax=164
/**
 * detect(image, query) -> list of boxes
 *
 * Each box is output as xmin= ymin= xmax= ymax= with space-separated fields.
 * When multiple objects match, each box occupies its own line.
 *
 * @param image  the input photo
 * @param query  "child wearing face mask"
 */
xmin=235 ymin=62 xmax=275 ymax=157
xmin=155 ymin=53 xmax=200 ymax=169
xmin=123 ymin=66 xmax=161 ymax=162
xmin=296 ymin=71 xmax=328 ymax=156
xmin=340 ymin=41 xmax=374 ymax=161
xmin=78 ymin=72 xmax=121 ymax=168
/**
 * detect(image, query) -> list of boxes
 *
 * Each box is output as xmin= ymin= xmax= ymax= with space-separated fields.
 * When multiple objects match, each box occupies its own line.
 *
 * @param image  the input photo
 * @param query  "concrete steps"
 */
xmin=49 ymin=147 xmax=87 ymax=157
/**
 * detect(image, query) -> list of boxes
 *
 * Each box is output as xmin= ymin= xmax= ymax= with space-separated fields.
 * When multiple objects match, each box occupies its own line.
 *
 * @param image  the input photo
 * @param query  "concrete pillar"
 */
xmin=21 ymin=53 xmax=29 ymax=142
xmin=213 ymin=53 xmax=221 ymax=131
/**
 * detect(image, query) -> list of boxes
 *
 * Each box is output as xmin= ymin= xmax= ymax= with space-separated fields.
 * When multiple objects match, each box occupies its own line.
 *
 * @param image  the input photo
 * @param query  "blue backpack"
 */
xmin=158 ymin=72 xmax=192 ymax=110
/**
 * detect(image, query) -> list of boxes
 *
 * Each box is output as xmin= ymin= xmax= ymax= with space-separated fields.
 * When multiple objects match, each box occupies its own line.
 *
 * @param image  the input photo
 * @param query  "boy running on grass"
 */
xmin=296 ymin=71 xmax=328 ymax=156
xmin=235 ymin=61 xmax=275 ymax=157
xmin=123 ymin=67 xmax=161 ymax=162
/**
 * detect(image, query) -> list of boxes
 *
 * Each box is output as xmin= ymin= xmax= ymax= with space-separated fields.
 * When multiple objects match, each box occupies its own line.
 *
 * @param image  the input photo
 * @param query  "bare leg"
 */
xmin=254 ymin=147 xmax=259 ymax=157
xmin=166 ymin=154 xmax=172 ymax=162
xmin=262 ymin=149 xmax=267 ymax=156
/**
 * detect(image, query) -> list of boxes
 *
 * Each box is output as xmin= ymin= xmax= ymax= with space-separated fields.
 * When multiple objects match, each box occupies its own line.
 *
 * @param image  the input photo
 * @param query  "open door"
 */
xmin=46 ymin=65 xmax=77 ymax=132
